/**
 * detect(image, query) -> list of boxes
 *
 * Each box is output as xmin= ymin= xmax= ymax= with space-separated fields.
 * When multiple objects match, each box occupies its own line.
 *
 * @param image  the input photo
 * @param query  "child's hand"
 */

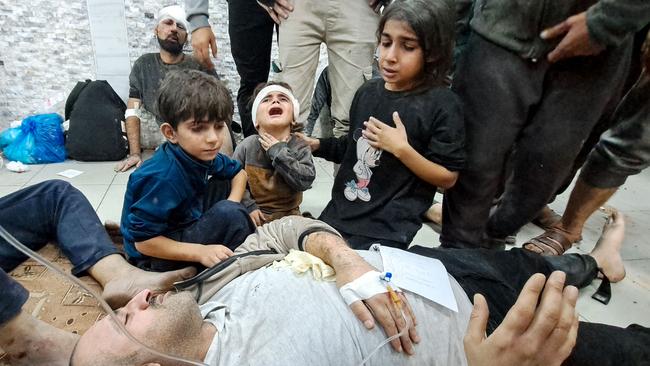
xmin=362 ymin=111 xmax=409 ymax=156
xmin=196 ymin=244 xmax=235 ymax=267
xmin=259 ymin=132 xmax=288 ymax=151
xmin=249 ymin=209 xmax=267 ymax=226
xmin=295 ymin=132 xmax=320 ymax=152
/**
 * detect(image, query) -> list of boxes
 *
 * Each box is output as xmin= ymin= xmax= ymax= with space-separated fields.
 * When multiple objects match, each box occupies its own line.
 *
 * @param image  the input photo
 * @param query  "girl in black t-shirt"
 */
xmin=301 ymin=0 xmax=465 ymax=249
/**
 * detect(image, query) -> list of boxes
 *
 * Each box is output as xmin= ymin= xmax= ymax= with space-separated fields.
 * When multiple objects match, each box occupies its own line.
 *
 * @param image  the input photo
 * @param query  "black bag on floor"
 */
xmin=64 ymin=80 xmax=128 ymax=161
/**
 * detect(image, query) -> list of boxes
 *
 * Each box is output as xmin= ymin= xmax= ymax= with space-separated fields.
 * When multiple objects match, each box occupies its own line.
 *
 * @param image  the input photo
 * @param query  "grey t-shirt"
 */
xmin=128 ymin=53 xmax=217 ymax=123
xmin=201 ymin=251 xmax=472 ymax=366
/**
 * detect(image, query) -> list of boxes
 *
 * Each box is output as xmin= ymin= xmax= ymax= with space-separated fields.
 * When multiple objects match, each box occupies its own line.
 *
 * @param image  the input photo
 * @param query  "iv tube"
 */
xmin=0 ymin=225 xmax=208 ymax=366
xmin=357 ymin=307 xmax=411 ymax=366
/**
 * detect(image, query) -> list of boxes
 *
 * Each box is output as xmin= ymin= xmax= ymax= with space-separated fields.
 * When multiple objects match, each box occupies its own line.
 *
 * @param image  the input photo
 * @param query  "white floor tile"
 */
xmin=411 ymin=222 xmax=440 ymax=249
xmin=72 ymin=184 xmax=110 ymax=210
xmin=0 ymin=185 xmax=24 ymax=198
xmin=0 ymin=162 xmax=45 ymax=186
xmin=112 ymin=169 xmax=134 ymax=185
xmin=96 ymin=184 xmax=127 ymax=224
xmin=300 ymin=181 xmax=333 ymax=218
xmin=576 ymin=259 xmax=650 ymax=327
xmin=28 ymin=160 xmax=117 ymax=185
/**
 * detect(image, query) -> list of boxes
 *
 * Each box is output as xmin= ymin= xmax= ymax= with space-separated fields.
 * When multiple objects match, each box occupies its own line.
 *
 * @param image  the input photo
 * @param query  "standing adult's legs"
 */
xmin=229 ymin=0 xmax=275 ymax=137
xmin=441 ymin=33 xmax=545 ymax=249
xmin=486 ymin=40 xmax=633 ymax=240
xmin=325 ymin=0 xmax=379 ymax=137
xmin=524 ymin=70 xmax=650 ymax=254
xmin=277 ymin=0 xmax=325 ymax=125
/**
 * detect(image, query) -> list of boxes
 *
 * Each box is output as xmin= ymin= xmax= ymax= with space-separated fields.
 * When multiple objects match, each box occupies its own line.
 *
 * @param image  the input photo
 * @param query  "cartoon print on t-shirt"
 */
xmin=344 ymin=129 xmax=382 ymax=202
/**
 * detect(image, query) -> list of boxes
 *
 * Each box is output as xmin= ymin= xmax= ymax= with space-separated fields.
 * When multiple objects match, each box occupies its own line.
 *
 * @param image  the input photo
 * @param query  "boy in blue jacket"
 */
xmin=121 ymin=70 xmax=255 ymax=272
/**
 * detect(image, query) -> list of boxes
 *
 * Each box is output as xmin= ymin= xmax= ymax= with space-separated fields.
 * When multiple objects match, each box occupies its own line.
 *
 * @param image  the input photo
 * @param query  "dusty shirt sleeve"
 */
xmin=185 ymin=0 xmax=210 ymax=32
xmin=235 ymin=216 xmax=341 ymax=255
xmin=587 ymin=0 xmax=650 ymax=47
xmin=266 ymin=139 xmax=316 ymax=191
xmin=128 ymin=59 xmax=143 ymax=100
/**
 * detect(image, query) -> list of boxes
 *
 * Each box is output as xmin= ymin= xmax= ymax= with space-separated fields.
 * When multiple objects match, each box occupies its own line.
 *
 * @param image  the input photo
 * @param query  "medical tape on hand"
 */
xmin=339 ymin=270 xmax=400 ymax=306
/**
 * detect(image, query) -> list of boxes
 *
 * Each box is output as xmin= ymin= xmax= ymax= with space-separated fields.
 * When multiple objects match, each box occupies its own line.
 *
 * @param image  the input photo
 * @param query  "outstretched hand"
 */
xmin=542 ymin=12 xmax=604 ymax=63
xmin=191 ymin=27 xmax=218 ymax=70
xmin=294 ymin=132 xmax=320 ymax=152
xmin=196 ymin=244 xmax=234 ymax=268
xmin=362 ymin=111 xmax=409 ymax=155
xmin=464 ymin=271 xmax=579 ymax=366
xmin=114 ymin=154 xmax=142 ymax=172
xmin=249 ymin=209 xmax=267 ymax=226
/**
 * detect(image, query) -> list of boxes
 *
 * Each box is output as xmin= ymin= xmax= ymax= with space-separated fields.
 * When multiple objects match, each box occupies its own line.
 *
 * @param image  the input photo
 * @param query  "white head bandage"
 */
xmin=251 ymin=85 xmax=300 ymax=129
xmin=157 ymin=5 xmax=189 ymax=32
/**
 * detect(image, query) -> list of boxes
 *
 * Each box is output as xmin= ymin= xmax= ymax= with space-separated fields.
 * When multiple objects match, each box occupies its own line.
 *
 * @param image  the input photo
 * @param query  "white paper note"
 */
xmin=57 ymin=169 xmax=84 ymax=179
xmin=380 ymin=246 xmax=458 ymax=312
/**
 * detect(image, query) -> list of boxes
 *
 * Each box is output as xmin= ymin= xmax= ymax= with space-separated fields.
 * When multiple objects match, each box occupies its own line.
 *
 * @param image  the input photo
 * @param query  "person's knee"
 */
xmin=212 ymin=200 xmax=247 ymax=218
xmin=39 ymin=179 xmax=73 ymax=193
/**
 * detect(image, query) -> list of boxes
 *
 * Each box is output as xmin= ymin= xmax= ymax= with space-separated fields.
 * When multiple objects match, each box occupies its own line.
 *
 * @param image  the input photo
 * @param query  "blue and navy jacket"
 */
xmin=120 ymin=142 xmax=242 ymax=259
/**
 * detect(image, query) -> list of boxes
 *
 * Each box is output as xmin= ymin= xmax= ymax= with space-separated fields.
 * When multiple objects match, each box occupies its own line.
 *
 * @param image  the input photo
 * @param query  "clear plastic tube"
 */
xmin=357 ymin=307 xmax=411 ymax=366
xmin=0 ymin=225 xmax=208 ymax=366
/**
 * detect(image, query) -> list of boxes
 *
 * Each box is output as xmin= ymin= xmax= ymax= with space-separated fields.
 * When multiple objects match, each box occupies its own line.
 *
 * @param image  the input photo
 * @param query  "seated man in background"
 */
xmin=115 ymin=5 xmax=233 ymax=172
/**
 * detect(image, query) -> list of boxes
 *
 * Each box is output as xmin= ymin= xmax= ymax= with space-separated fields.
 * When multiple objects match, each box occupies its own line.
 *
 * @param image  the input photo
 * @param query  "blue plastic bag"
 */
xmin=0 ymin=127 xmax=21 ymax=149
xmin=2 ymin=113 xmax=66 ymax=164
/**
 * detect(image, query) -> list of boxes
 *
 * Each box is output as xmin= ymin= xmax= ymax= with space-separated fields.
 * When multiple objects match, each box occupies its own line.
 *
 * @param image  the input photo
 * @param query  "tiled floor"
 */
xmin=1 ymin=154 xmax=649 ymax=328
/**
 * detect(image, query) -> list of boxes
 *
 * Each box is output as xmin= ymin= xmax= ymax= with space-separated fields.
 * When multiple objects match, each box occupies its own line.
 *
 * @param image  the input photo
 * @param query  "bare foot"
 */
xmin=101 ymin=266 xmax=196 ymax=308
xmin=0 ymin=311 xmax=79 ymax=366
xmin=424 ymin=202 xmax=443 ymax=225
xmin=589 ymin=211 xmax=626 ymax=283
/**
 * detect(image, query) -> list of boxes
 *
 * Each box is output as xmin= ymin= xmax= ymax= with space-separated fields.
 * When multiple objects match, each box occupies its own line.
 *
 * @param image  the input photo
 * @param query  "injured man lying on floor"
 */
xmin=1 ymin=182 xmax=649 ymax=366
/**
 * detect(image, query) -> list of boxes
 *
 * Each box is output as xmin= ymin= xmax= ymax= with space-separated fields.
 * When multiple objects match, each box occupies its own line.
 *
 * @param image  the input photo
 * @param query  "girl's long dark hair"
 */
xmin=377 ymin=0 xmax=455 ymax=88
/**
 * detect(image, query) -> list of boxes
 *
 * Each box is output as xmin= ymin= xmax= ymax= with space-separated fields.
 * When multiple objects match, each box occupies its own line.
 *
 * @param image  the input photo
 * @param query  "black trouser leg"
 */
xmin=407 ymin=245 xmax=649 ymax=365
xmin=407 ymin=246 xmax=597 ymax=333
xmin=486 ymin=38 xmax=632 ymax=239
xmin=441 ymin=33 xmax=544 ymax=249
xmin=228 ymin=0 xmax=275 ymax=137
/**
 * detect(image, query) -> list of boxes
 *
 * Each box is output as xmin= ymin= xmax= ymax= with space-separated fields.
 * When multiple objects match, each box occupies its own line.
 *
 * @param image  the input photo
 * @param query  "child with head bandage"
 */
xmin=233 ymin=82 xmax=316 ymax=226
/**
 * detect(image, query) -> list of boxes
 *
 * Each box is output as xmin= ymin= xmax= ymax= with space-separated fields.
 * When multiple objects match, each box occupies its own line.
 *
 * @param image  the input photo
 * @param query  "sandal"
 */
xmin=523 ymin=228 xmax=576 ymax=256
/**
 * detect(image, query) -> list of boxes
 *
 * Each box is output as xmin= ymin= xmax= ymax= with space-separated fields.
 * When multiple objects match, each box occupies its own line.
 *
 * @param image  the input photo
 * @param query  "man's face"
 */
xmin=72 ymin=289 xmax=202 ymax=365
xmin=156 ymin=18 xmax=188 ymax=54
xmin=165 ymin=117 xmax=227 ymax=162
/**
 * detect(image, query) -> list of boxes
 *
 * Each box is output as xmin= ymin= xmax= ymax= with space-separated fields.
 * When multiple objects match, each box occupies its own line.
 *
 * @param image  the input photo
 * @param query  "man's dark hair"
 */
xmin=377 ymin=0 xmax=455 ymax=88
xmin=155 ymin=69 xmax=233 ymax=129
